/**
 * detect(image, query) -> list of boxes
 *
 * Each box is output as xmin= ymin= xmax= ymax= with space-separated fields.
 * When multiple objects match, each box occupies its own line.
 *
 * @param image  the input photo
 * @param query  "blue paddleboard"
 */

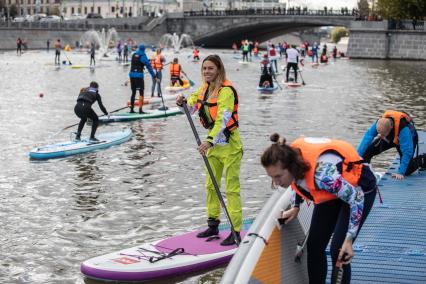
xmin=29 ymin=128 xmax=132 ymax=159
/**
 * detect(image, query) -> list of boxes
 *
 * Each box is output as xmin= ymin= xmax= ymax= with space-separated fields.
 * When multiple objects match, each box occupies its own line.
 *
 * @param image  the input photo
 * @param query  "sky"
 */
xmin=289 ymin=0 xmax=358 ymax=9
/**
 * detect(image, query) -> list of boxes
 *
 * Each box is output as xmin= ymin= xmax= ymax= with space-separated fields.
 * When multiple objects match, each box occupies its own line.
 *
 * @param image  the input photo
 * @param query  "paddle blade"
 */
xmin=188 ymin=79 xmax=195 ymax=87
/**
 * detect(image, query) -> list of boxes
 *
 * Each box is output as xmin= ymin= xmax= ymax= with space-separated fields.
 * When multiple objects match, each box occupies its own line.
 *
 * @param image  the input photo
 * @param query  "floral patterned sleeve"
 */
xmin=314 ymin=156 xmax=364 ymax=240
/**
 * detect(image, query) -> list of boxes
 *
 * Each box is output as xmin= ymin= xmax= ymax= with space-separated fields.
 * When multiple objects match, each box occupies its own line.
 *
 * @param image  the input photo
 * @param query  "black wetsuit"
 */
xmin=123 ymin=46 xmax=129 ymax=62
xmin=259 ymin=64 xmax=274 ymax=87
xmin=129 ymin=53 xmax=146 ymax=111
xmin=74 ymin=88 xmax=108 ymax=139
xmin=90 ymin=47 xmax=96 ymax=66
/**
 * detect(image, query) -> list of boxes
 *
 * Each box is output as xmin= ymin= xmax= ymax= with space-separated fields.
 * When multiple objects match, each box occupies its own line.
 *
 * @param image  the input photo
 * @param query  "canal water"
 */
xmin=0 ymin=48 xmax=425 ymax=284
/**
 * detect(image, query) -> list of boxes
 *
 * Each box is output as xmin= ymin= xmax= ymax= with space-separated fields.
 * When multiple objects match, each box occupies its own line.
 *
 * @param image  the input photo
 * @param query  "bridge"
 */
xmin=0 ymin=9 xmax=353 ymax=49
xmin=167 ymin=10 xmax=354 ymax=47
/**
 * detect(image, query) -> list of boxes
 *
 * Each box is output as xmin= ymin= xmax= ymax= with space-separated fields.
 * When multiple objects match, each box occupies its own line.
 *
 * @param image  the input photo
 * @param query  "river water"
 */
xmin=0 ymin=48 xmax=425 ymax=284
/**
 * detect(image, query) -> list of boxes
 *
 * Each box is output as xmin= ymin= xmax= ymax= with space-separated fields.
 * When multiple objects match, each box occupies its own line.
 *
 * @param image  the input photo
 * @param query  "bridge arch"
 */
xmin=167 ymin=15 xmax=352 ymax=47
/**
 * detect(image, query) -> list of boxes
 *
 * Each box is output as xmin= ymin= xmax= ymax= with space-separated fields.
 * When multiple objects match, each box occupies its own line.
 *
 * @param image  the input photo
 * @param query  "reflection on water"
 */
xmin=0 ymin=49 xmax=425 ymax=284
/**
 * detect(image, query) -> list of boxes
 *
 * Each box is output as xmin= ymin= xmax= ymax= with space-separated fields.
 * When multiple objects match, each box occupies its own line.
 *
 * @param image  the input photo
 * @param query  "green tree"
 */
xmin=9 ymin=4 xmax=18 ymax=18
xmin=50 ymin=6 xmax=61 ymax=16
xmin=330 ymin=27 xmax=348 ymax=43
xmin=357 ymin=0 xmax=370 ymax=18
xmin=377 ymin=0 xmax=426 ymax=19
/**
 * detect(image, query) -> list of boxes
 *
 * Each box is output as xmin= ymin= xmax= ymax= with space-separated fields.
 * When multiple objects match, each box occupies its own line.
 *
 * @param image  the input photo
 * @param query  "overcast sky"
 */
xmin=290 ymin=0 xmax=358 ymax=9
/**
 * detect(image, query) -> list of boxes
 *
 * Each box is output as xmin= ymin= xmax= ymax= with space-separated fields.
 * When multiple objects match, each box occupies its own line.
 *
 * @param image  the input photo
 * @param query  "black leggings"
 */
xmin=259 ymin=74 xmax=273 ymax=87
xmin=307 ymin=167 xmax=377 ymax=284
xmin=171 ymin=76 xmax=184 ymax=86
xmin=363 ymin=138 xmax=419 ymax=175
xmin=74 ymin=102 xmax=98 ymax=139
xmin=286 ymin=63 xmax=298 ymax=82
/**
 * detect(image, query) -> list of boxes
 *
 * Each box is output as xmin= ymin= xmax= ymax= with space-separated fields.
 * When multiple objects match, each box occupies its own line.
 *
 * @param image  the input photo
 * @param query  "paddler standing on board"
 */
xmin=74 ymin=81 xmax=109 ymax=142
xmin=176 ymin=55 xmax=243 ymax=246
xmin=129 ymin=44 xmax=157 ymax=114
xmin=285 ymin=44 xmax=300 ymax=83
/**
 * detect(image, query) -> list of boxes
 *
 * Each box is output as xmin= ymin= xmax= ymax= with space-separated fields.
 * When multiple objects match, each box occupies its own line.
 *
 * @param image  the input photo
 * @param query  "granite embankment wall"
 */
xmin=347 ymin=21 xmax=426 ymax=60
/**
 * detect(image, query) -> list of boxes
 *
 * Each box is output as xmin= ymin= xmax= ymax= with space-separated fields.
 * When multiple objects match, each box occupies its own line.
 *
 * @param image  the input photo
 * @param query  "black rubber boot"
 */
xmin=75 ymin=133 xmax=81 ymax=141
xmin=129 ymin=107 xmax=135 ymax=113
xmin=196 ymin=218 xmax=220 ymax=238
xmin=220 ymin=231 xmax=241 ymax=246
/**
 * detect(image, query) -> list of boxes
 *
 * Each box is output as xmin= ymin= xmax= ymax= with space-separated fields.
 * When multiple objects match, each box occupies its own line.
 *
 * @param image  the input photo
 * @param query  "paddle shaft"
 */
xmin=156 ymin=73 xmax=168 ymax=116
xmin=273 ymin=78 xmax=282 ymax=90
xmin=64 ymin=51 xmax=72 ymax=65
xmin=182 ymin=103 xmax=240 ymax=245
xmin=298 ymin=70 xmax=306 ymax=85
xmin=49 ymin=105 xmax=128 ymax=138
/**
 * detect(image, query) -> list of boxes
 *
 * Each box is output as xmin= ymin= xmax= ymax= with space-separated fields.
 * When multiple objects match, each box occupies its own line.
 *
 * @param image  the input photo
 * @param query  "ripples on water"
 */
xmin=0 ymin=49 xmax=425 ymax=284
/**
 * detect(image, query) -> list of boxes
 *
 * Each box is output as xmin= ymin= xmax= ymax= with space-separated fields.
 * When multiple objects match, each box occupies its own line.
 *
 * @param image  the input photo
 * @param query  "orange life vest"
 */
xmin=150 ymin=54 xmax=163 ymax=70
xmin=381 ymin=110 xmax=412 ymax=145
xmin=169 ymin=63 xmax=180 ymax=77
xmin=196 ymin=80 xmax=239 ymax=133
xmin=290 ymin=137 xmax=363 ymax=204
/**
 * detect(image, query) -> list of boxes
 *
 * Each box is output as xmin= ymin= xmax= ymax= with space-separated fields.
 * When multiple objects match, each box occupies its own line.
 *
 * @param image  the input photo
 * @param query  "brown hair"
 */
xmin=202 ymin=55 xmax=226 ymax=97
xmin=261 ymin=133 xmax=310 ymax=180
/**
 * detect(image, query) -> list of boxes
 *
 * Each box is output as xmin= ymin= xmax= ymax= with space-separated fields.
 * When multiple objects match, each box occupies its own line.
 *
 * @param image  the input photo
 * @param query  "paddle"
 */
xmin=157 ymin=77 xmax=168 ymax=115
xmin=49 ymin=105 xmax=128 ymax=138
xmin=64 ymin=52 xmax=72 ymax=65
xmin=182 ymin=102 xmax=240 ymax=246
xmin=273 ymin=78 xmax=282 ymax=90
xmin=298 ymin=70 xmax=306 ymax=85
xmin=182 ymin=72 xmax=195 ymax=87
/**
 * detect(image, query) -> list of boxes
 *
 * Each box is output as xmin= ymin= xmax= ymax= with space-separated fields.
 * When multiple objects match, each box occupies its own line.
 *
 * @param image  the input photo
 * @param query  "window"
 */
xmin=97 ymin=7 xmax=101 ymax=14
xmin=84 ymin=7 xmax=87 ymax=14
xmin=112 ymin=7 xmax=115 ymax=12
xmin=90 ymin=6 xmax=94 ymax=13
xmin=78 ymin=7 xmax=81 ymax=13
xmin=71 ymin=7 xmax=74 ymax=14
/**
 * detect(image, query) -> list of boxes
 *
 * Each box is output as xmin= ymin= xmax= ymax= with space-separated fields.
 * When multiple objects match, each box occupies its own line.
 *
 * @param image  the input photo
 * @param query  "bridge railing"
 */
xmin=183 ymin=8 xmax=355 ymax=17
xmin=0 ymin=16 xmax=158 ymax=31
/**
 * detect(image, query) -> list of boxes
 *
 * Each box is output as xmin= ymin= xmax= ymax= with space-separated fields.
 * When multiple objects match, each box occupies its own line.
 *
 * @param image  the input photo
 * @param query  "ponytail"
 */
xmin=261 ymin=133 xmax=310 ymax=180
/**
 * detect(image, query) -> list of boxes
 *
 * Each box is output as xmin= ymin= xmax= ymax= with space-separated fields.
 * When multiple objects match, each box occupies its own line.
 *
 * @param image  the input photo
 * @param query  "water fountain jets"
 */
xmin=79 ymin=28 xmax=119 ymax=57
xmin=159 ymin=33 xmax=194 ymax=53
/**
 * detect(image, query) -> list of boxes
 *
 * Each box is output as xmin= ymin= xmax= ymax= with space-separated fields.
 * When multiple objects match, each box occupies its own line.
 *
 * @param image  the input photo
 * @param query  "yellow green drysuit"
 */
xmin=187 ymin=82 xmax=243 ymax=232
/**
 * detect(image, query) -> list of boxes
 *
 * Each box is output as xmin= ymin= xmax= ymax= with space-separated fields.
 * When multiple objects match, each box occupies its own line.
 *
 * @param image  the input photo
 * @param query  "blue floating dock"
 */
xmin=350 ymin=130 xmax=426 ymax=283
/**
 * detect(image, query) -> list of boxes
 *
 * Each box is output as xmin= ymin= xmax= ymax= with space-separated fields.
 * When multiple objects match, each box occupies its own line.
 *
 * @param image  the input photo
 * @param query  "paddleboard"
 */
xmin=29 ymin=128 xmax=132 ymax=160
xmin=81 ymin=219 xmax=252 ymax=282
xmin=221 ymin=188 xmax=312 ymax=284
xmin=99 ymin=107 xmax=182 ymax=123
xmin=164 ymin=80 xmax=190 ymax=93
xmin=120 ymin=62 xmax=130 ymax=66
xmin=283 ymin=80 xmax=303 ymax=87
xmin=257 ymin=85 xmax=278 ymax=94
xmin=238 ymin=61 xmax=250 ymax=65
xmin=127 ymin=94 xmax=179 ymax=107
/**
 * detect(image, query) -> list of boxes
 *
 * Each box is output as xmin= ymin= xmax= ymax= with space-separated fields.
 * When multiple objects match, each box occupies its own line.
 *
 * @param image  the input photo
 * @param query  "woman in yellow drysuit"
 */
xmin=176 ymin=55 xmax=243 ymax=246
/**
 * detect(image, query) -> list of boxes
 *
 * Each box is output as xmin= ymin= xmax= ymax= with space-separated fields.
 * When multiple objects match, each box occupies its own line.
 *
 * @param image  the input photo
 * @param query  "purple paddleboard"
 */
xmin=81 ymin=220 xmax=252 ymax=282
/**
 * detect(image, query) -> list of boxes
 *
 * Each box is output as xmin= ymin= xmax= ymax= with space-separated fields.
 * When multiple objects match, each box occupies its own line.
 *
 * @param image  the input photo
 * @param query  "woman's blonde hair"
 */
xmin=201 ymin=55 xmax=226 ymax=97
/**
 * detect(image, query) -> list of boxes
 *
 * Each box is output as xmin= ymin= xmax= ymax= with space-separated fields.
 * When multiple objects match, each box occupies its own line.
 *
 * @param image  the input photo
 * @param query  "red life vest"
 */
xmin=169 ymin=63 xmax=180 ymax=77
xmin=269 ymin=48 xmax=276 ymax=57
xmin=290 ymin=137 xmax=363 ymax=204
xmin=193 ymin=49 xmax=199 ymax=56
xmin=382 ymin=110 xmax=412 ymax=145
xmin=196 ymin=80 xmax=239 ymax=132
